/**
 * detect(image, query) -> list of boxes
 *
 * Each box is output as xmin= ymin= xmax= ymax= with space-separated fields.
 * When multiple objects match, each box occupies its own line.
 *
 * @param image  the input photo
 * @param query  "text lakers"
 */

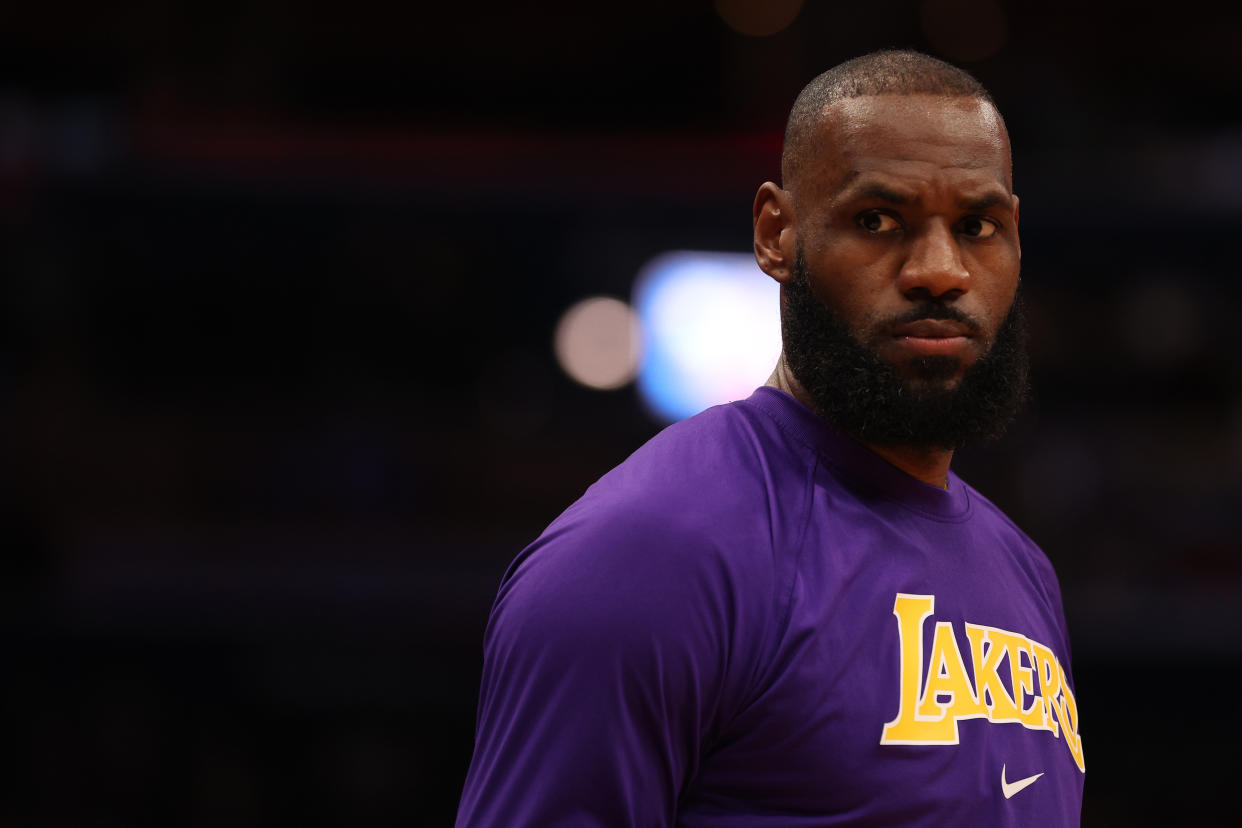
xmin=879 ymin=593 xmax=1085 ymax=771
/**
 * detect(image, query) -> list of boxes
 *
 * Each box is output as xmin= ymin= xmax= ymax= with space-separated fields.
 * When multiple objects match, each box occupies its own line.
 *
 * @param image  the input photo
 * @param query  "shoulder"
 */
xmin=490 ymin=398 xmax=813 ymax=657
xmin=542 ymin=397 xmax=814 ymax=571
xmin=958 ymin=478 xmax=1031 ymax=539
xmin=463 ymin=409 xmax=804 ymax=823
xmin=959 ymin=476 xmax=1066 ymax=604
xmin=584 ymin=396 xmax=813 ymax=533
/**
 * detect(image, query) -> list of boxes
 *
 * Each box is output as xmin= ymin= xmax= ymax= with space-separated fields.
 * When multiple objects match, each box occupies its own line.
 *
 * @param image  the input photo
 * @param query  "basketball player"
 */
xmin=457 ymin=49 xmax=1084 ymax=826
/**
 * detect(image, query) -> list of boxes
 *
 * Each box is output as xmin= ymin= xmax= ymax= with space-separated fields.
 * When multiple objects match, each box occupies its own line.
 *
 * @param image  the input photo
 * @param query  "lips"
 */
xmin=892 ymin=319 xmax=974 ymax=339
xmin=889 ymin=317 xmax=978 ymax=359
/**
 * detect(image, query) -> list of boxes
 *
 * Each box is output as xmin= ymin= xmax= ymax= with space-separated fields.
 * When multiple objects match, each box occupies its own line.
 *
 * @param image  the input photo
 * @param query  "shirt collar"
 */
xmin=743 ymin=386 xmax=972 ymax=520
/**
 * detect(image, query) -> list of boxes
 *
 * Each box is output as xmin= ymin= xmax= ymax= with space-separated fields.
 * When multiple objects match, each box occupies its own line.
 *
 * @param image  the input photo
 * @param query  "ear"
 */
xmin=1012 ymin=193 xmax=1021 ymax=261
xmin=753 ymin=181 xmax=795 ymax=284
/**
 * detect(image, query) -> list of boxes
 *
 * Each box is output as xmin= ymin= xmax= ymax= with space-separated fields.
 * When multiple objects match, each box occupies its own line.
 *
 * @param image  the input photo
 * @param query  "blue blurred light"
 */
xmin=633 ymin=251 xmax=781 ymax=422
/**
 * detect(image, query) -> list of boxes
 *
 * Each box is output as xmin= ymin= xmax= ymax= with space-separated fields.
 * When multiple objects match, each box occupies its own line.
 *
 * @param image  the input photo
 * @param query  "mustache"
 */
xmin=884 ymin=303 xmax=984 ymax=337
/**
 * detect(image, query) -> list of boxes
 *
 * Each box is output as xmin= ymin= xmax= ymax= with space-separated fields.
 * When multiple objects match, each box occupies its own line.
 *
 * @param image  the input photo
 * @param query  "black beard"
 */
xmin=781 ymin=247 xmax=1030 ymax=450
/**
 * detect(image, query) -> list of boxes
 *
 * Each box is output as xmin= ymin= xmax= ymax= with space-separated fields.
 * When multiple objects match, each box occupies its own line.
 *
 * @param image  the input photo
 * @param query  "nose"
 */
xmin=897 ymin=221 xmax=969 ymax=300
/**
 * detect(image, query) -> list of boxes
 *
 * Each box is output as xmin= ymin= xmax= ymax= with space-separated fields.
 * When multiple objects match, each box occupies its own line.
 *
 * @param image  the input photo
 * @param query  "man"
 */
xmin=457 ymin=49 xmax=1084 ymax=826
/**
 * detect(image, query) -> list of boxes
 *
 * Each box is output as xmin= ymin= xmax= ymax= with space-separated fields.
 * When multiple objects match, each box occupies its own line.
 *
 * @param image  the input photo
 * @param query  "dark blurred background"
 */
xmin=4 ymin=1 xmax=1240 ymax=825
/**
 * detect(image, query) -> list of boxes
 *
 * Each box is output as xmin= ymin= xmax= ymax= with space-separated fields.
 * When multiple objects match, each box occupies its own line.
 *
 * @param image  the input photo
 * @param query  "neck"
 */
xmin=862 ymin=443 xmax=954 ymax=490
xmin=765 ymin=356 xmax=955 ymax=489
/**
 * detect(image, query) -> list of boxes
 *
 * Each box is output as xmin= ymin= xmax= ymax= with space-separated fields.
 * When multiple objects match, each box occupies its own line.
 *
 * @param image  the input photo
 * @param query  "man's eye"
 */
xmin=960 ymin=216 xmax=999 ymax=238
xmin=857 ymin=211 xmax=900 ymax=233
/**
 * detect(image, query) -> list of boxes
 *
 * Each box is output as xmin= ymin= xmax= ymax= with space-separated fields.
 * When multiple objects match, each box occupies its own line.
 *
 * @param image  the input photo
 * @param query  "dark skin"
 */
xmin=753 ymin=94 xmax=1022 ymax=488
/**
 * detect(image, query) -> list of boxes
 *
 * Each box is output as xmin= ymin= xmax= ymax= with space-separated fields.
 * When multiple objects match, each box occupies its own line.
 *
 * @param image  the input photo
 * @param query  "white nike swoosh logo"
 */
xmin=1001 ymin=764 xmax=1044 ymax=799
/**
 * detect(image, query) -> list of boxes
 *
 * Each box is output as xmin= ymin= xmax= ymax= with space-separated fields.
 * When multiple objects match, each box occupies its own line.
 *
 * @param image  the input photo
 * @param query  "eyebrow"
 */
xmin=856 ymin=184 xmax=912 ymax=204
xmin=836 ymin=174 xmax=1012 ymax=212
xmin=834 ymin=179 xmax=913 ymax=205
xmin=961 ymin=191 xmax=1013 ymax=212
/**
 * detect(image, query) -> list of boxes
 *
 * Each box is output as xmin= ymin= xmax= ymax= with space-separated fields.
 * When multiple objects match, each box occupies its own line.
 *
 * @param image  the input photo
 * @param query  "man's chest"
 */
xmin=679 ymin=527 xmax=1085 ymax=826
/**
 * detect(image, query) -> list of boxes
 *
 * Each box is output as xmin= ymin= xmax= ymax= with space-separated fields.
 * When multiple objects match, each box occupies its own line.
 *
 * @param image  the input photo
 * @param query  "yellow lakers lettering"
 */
xmin=880 ymin=593 xmax=1085 ymax=772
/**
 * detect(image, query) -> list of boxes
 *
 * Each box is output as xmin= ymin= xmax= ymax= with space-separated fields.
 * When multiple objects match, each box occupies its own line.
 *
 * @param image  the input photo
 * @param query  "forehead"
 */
xmin=798 ymin=94 xmax=1012 ymax=201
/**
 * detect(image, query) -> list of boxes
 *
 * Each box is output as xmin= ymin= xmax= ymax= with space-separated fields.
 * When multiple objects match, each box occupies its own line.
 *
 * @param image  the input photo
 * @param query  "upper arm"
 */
xmin=456 ymin=508 xmax=766 ymax=827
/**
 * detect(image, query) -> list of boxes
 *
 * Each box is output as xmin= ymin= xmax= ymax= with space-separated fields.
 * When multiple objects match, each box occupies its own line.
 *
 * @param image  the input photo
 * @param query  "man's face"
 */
xmin=781 ymin=94 xmax=1027 ymax=447
xmin=783 ymin=245 xmax=1029 ymax=448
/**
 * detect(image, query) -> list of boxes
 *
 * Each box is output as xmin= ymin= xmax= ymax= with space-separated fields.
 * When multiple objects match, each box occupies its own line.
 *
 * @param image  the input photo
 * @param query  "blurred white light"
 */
xmin=634 ymin=251 xmax=781 ymax=422
xmin=554 ymin=296 xmax=642 ymax=390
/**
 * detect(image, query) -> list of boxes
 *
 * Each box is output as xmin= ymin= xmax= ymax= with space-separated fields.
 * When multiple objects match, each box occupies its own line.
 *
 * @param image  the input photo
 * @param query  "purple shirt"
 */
xmin=458 ymin=387 xmax=1084 ymax=826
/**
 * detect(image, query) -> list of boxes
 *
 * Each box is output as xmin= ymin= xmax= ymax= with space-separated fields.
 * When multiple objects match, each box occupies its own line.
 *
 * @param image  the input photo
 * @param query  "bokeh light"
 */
xmin=553 ymin=296 xmax=642 ymax=390
xmin=715 ymin=0 xmax=804 ymax=37
xmin=633 ymin=251 xmax=781 ymax=422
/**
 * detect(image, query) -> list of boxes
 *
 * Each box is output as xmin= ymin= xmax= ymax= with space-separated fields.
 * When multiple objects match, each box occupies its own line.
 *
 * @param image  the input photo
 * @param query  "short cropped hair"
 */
xmin=781 ymin=49 xmax=999 ymax=186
